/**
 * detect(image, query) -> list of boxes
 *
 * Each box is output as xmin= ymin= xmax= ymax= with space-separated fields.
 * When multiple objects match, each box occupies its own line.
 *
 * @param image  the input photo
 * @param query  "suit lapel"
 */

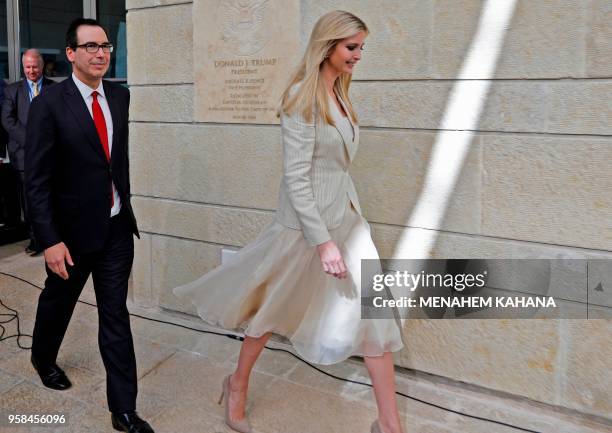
xmin=63 ymin=77 xmax=108 ymax=164
xmin=40 ymin=77 xmax=54 ymax=95
xmin=338 ymin=95 xmax=359 ymax=154
xmin=19 ymin=80 xmax=31 ymax=110
xmin=329 ymin=93 xmax=358 ymax=161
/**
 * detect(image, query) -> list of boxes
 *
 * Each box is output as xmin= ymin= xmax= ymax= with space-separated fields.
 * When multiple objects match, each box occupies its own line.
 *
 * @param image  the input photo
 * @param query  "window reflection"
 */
xmin=1 ymin=0 xmax=127 ymax=81
xmin=97 ymin=0 xmax=126 ymax=80
xmin=0 ymin=0 xmax=8 ymax=79
xmin=19 ymin=0 xmax=82 ymax=77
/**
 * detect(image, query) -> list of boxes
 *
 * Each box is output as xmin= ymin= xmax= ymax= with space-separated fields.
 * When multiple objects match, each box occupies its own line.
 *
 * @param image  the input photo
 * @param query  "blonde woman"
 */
xmin=174 ymin=10 xmax=405 ymax=433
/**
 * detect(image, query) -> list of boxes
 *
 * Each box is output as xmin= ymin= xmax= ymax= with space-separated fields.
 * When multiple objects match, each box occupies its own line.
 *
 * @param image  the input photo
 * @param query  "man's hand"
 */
xmin=317 ymin=240 xmax=347 ymax=279
xmin=44 ymin=242 xmax=74 ymax=280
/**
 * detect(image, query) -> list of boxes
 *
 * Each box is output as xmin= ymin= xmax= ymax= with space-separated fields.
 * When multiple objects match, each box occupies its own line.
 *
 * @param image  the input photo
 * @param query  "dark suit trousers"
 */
xmin=17 ymin=170 xmax=36 ymax=242
xmin=0 ymin=164 xmax=21 ymax=225
xmin=31 ymin=209 xmax=137 ymax=413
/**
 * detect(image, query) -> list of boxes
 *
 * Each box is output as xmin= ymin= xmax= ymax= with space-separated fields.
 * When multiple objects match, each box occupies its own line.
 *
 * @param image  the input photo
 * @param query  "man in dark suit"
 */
xmin=25 ymin=19 xmax=154 ymax=433
xmin=0 ymin=78 xmax=16 ymax=232
xmin=0 ymin=78 xmax=7 ymax=161
xmin=1 ymin=49 xmax=55 ymax=254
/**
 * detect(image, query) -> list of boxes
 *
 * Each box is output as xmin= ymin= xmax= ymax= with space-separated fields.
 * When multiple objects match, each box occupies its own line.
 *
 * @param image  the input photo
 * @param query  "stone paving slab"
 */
xmin=1 ymin=242 xmax=611 ymax=433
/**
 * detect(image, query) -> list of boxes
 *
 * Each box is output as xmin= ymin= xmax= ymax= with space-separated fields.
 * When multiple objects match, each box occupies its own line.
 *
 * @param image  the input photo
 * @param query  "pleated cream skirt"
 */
xmin=172 ymin=204 xmax=404 ymax=365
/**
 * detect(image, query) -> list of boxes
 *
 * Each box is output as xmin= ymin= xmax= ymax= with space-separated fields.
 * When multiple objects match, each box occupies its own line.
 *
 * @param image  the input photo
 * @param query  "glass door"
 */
xmin=18 ymin=0 xmax=83 ymax=78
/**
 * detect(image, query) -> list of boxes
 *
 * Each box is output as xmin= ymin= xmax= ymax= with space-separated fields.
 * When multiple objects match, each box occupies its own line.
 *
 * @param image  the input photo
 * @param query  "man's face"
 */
xmin=66 ymin=25 xmax=110 ymax=84
xmin=22 ymin=56 xmax=43 ymax=82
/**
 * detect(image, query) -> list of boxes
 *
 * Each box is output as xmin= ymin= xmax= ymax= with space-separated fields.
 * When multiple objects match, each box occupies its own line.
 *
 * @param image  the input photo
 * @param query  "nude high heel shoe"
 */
xmin=218 ymin=375 xmax=252 ymax=433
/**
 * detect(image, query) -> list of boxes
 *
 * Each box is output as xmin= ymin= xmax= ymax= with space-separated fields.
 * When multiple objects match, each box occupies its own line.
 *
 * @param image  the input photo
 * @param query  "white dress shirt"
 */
xmin=71 ymin=73 xmax=121 ymax=217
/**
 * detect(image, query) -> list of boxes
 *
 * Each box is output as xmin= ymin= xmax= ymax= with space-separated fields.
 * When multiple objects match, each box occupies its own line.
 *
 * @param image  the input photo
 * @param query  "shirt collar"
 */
xmin=71 ymin=73 xmax=105 ymax=100
xmin=27 ymin=77 xmax=43 ymax=89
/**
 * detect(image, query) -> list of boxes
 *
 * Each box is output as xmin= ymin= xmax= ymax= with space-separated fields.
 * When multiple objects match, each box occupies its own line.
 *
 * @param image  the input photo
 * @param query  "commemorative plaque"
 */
xmin=194 ymin=0 xmax=301 ymax=123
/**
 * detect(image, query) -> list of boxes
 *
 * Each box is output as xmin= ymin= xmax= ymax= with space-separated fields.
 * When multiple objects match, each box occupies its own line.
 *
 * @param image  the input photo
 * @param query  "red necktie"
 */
xmin=92 ymin=91 xmax=114 ymax=207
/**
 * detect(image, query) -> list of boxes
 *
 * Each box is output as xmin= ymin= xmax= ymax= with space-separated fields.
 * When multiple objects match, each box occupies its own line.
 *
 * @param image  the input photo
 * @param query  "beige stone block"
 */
xmin=136 ymin=351 xmax=271 ymax=409
xmin=129 ymin=84 xmax=193 ymax=122
xmin=300 ymin=0 xmax=433 ymax=79
xmin=398 ymin=320 xmax=561 ymax=404
xmin=372 ymin=223 xmax=610 ymax=313
xmin=478 ymin=81 xmax=549 ymax=132
xmin=129 ymin=314 xmax=242 ymax=363
xmin=0 ymin=369 xmax=22 ymax=394
xmin=129 ymin=123 xmax=281 ymax=209
xmin=585 ymin=0 xmax=612 ymax=77
xmin=562 ymin=320 xmax=612 ymax=419
xmin=354 ymin=129 xmax=481 ymax=233
xmin=126 ymin=12 xmax=146 ymax=80
xmin=432 ymin=0 xmax=584 ymax=79
xmin=390 ymin=366 xmax=602 ymax=433
xmin=588 ymin=259 xmax=612 ymax=308
xmin=133 ymin=197 xmax=273 ymax=245
xmin=127 ymin=0 xmax=190 ymax=11
xmin=131 ymin=232 xmax=152 ymax=307
xmin=59 ymin=327 xmax=175 ymax=379
xmin=56 ymin=405 xmax=121 ymax=433
xmin=287 ymin=359 xmax=372 ymax=402
xmin=252 ymin=379 xmax=377 ymax=433
xmin=352 ymin=81 xmax=449 ymax=130
xmin=481 ymin=135 xmax=612 ymax=250
xmin=85 ymin=366 xmax=176 ymax=420
xmin=587 ymin=304 xmax=612 ymax=319
xmin=129 ymin=124 xmax=483 ymax=231
xmin=150 ymin=234 xmax=223 ymax=313
xmin=232 ymin=345 xmax=299 ymax=378
xmin=485 ymin=260 xmax=586 ymax=303
xmin=370 ymin=218 xmax=612 ymax=262
xmin=548 ymin=82 xmax=612 ymax=135
xmin=0 ymin=380 xmax=86 ymax=414
xmin=352 ymin=81 xmax=548 ymax=132
xmin=127 ymin=4 xmax=193 ymax=85
xmin=147 ymin=400 xmax=228 ymax=433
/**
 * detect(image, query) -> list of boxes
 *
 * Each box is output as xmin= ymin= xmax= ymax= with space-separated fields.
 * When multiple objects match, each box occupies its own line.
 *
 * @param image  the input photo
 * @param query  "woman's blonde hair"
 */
xmin=278 ymin=10 xmax=368 ymax=125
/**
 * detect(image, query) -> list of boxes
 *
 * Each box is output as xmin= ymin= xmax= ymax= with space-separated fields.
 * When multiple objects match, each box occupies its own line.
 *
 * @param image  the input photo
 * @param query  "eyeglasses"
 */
xmin=74 ymin=43 xmax=114 ymax=53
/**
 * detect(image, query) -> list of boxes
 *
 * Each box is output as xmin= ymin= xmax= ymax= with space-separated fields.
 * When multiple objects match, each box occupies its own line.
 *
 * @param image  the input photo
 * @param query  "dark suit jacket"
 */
xmin=0 ymin=79 xmax=7 ymax=158
xmin=1 ymin=77 xmax=55 ymax=170
xmin=25 ymin=77 xmax=139 ymax=253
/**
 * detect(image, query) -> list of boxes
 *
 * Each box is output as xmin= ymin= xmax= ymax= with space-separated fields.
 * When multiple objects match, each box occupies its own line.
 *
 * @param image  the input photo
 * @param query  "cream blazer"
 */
xmin=275 ymin=87 xmax=362 ymax=246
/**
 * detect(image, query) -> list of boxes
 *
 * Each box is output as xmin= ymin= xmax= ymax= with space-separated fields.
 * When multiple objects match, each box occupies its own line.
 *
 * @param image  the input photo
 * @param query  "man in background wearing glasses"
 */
xmin=1 ymin=49 xmax=55 ymax=255
xmin=25 ymin=18 xmax=154 ymax=433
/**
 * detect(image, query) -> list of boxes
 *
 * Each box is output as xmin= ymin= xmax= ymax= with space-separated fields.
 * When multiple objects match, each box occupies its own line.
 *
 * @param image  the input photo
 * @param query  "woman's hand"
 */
xmin=317 ymin=240 xmax=347 ymax=279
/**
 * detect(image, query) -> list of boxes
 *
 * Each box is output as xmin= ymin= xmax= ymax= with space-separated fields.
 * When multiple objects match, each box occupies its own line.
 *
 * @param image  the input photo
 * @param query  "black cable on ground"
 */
xmin=0 ymin=270 xmax=541 ymax=433
xmin=0 ymin=298 xmax=32 ymax=349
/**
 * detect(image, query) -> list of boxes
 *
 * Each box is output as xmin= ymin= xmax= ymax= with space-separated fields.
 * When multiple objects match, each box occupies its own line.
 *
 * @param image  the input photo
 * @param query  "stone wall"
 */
xmin=126 ymin=0 xmax=612 ymax=419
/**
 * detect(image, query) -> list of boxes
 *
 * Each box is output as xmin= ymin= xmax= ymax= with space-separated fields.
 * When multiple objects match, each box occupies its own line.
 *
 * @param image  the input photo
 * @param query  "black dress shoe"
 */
xmin=31 ymin=356 xmax=72 ymax=390
xmin=111 ymin=412 xmax=155 ymax=433
xmin=29 ymin=248 xmax=43 ymax=257
xmin=25 ymin=243 xmax=35 ymax=254
xmin=26 ymin=240 xmax=43 ymax=256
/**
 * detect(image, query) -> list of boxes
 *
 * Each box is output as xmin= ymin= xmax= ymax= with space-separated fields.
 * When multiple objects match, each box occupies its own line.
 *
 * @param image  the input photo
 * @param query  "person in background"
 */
xmin=0 ymin=77 xmax=24 ymax=238
xmin=0 ymin=77 xmax=10 ymax=229
xmin=1 ymin=49 xmax=55 ymax=254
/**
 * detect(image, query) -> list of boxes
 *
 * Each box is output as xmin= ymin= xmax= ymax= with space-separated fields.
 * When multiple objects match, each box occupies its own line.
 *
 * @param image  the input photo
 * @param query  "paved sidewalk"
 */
xmin=0 ymin=241 xmax=610 ymax=433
